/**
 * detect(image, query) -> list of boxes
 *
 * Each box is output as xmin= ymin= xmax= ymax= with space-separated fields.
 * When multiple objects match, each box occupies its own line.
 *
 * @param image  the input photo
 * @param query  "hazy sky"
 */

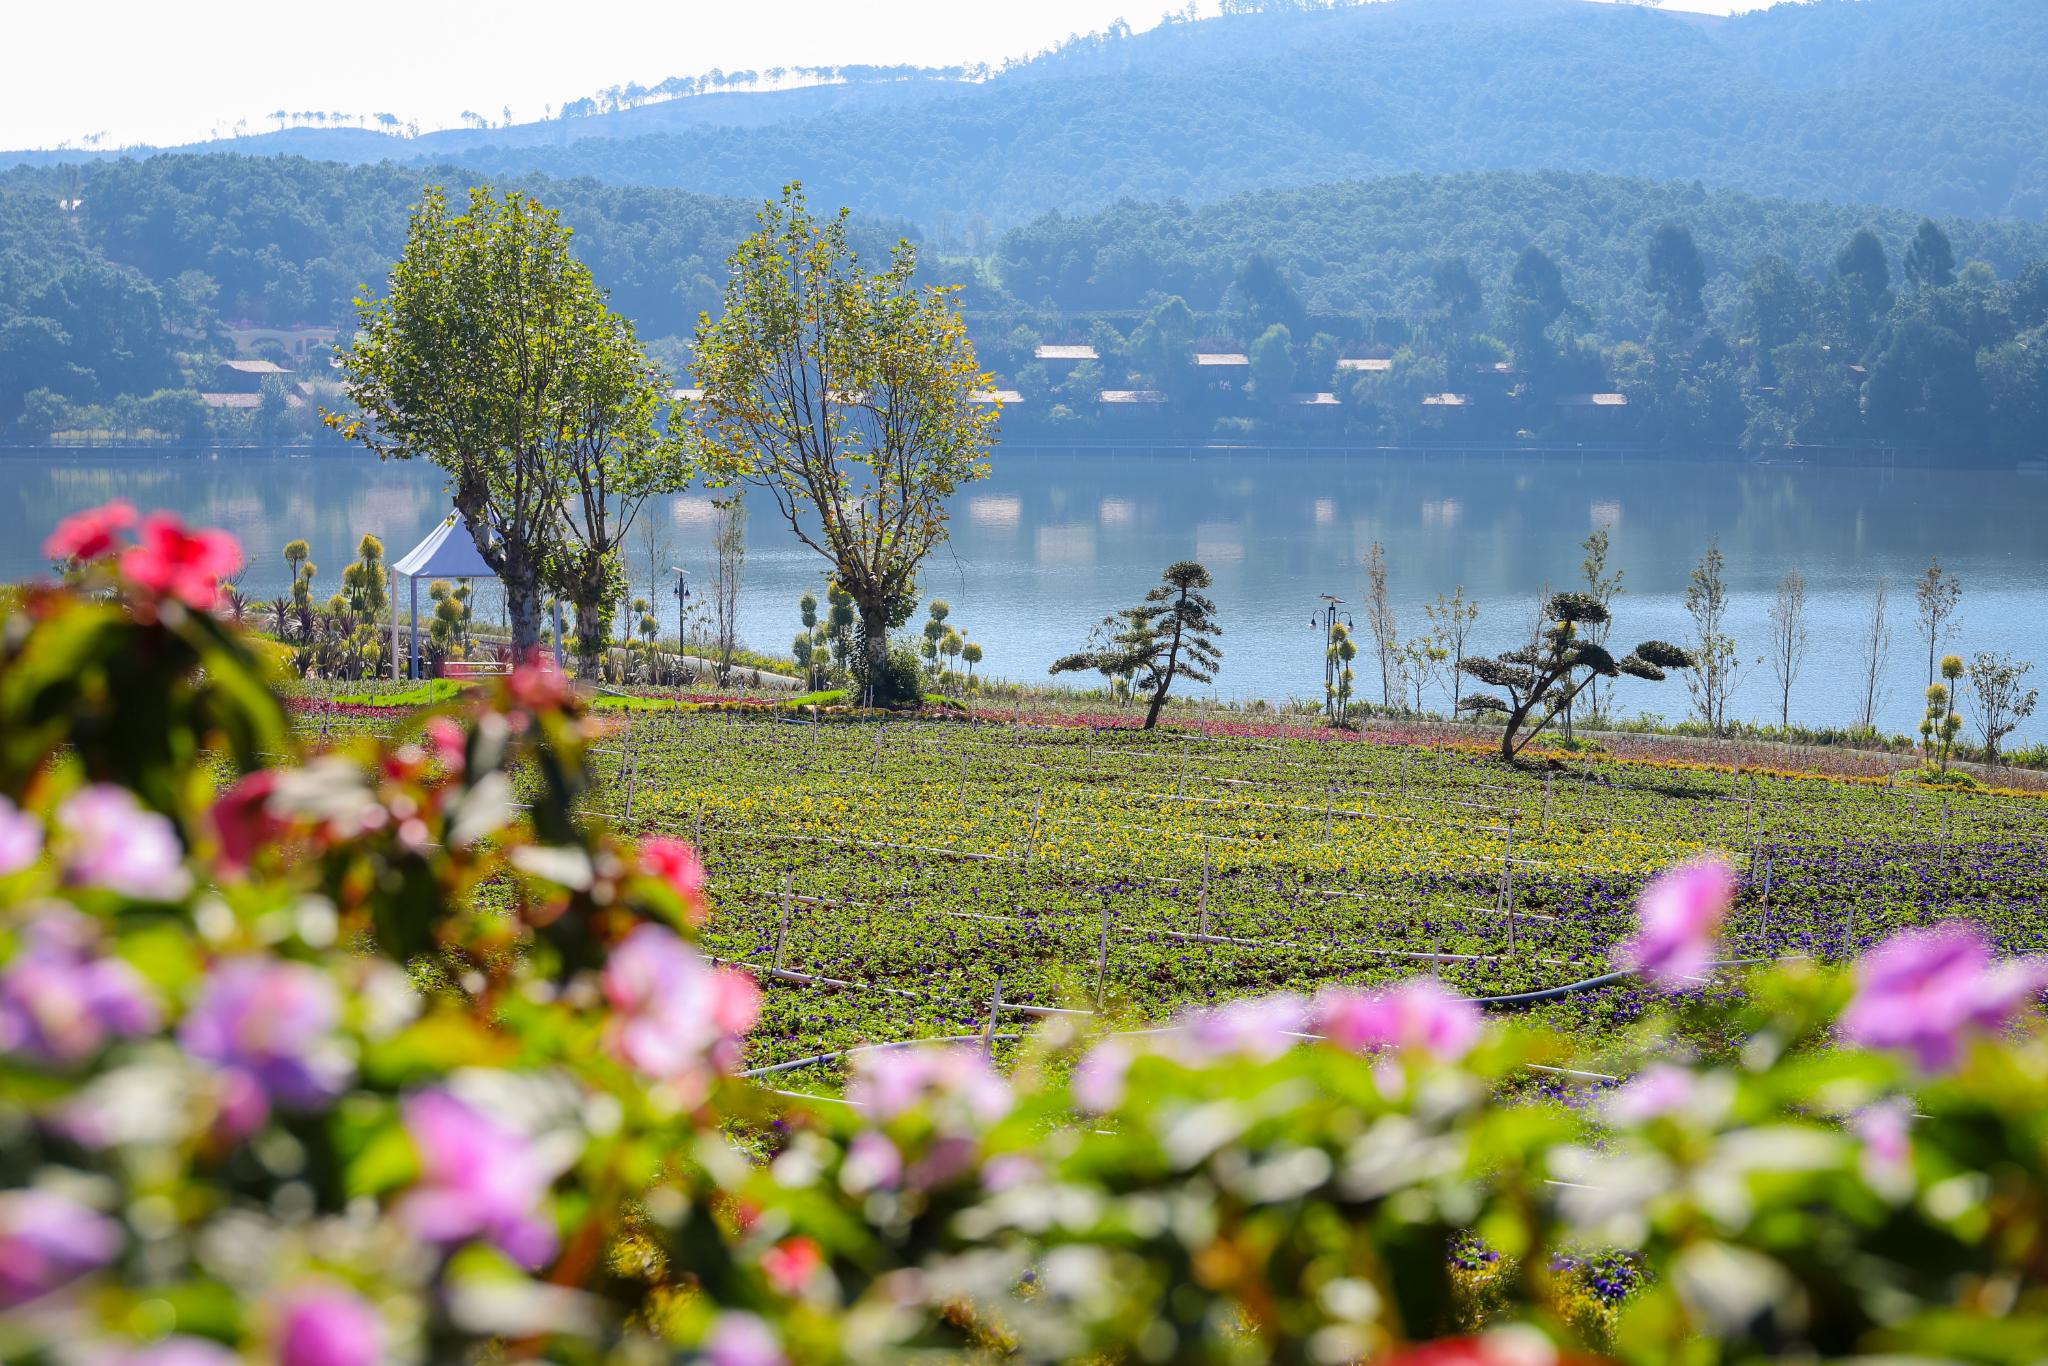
xmin=5 ymin=0 xmax=1781 ymax=150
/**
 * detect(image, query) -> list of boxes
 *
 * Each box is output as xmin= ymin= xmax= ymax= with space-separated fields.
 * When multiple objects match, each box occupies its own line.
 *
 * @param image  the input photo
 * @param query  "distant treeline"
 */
xmin=4 ymin=156 xmax=2045 ymax=457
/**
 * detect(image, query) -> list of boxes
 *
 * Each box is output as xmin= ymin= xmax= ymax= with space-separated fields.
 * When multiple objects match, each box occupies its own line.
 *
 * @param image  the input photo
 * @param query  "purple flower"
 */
xmin=847 ymin=1045 xmax=1012 ymax=1126
xmin=0 ymin=796 xmax=41 ymax=876
xmin=704 ymin=1311 xmax=787 ymax=1366
xmin=1612 ymin=858 xmax=1736 ymax=991
xmin=275 ymin=1286 xmax=381 ymax=1366
xmin=1604 ymin=1064 xmax=1696 ymax=1124
xmin=0 ymin=911 xmax=159 ymax=1064
xmin=397 ymin=1089 xmax=558 ymax=1269
xmin=602 ymin=924 xmax=759 ymax=1083
xmin=1839 ymin=921 xmax=2048 ymax=1071
xmin=56 ymin=785 xmax=191 ymax=901
xmin=0 ymin=1188 xmax=123 ymax=1307
xmin=178 ymin=959 xmax=349 ymax=1132
xmin=1312 ymin=980 xmax=1482 ymax=1062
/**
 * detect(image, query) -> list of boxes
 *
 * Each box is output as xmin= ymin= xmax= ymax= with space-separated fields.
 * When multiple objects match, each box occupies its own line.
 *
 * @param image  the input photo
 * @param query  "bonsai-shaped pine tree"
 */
xmin=1460 ymin=591 xmax=1691 ymax=761
xmin=1051 ymin=560 xmax=1222 ymax=730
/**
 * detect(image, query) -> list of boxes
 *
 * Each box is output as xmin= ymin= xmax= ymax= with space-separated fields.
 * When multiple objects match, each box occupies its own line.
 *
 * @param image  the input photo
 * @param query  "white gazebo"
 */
xmin=390 ymin=514 xmax=499 ymax=680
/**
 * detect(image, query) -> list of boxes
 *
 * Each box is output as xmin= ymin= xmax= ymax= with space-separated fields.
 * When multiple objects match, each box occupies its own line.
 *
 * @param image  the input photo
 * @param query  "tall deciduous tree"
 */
xmin=1913 ymin=556 xmax=1962 ymax=686
xmin=1766 ymin=567 xmax=1810 ymax=728
xmin=1855 ymin=575 xmax=1892 ymax=732
xmin=1051 ymin=560 xmax=1222 ymax=730
xmin=690 ymin=184 xmax=997 ymax=707
xmin=1684 ymin=538 xmax=1740 ymax=732
xmin=333 ymin=185 xmax=668 ymax=659
xmin=1966 ymin=651 xmax=2038 ymax=767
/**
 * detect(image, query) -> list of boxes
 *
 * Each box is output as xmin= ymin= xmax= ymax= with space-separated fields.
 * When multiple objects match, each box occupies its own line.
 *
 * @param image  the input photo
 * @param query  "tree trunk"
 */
xmin=502 ymin=552 xmax=543 ymax=659
xmin=1144 ymin=611 xmax=1185 ymax=731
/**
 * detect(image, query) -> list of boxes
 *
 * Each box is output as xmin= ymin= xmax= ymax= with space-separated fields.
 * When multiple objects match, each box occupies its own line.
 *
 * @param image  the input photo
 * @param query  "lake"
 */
xmin=4 ymin=447 xmax=2043 ymax=742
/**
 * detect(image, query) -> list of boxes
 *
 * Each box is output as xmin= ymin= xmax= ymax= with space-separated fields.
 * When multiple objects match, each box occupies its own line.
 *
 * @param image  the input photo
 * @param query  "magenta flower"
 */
xmin=56 ymin=785 xmax=192 ymax=902
xmin=704 ymin=1312 xmax=787 ymax=1366
xmin=397 ymin=1089 xmax=558 ymax=1269
xmin=43 ymin=500 xmax=137 ymax=564
xmin=847 ymin=1044 xmax=1012 ymax=1125
xmin=1839 ymin=921 xmax=2048 ymax=1071
xmin=178 ymin=959 xmax=349 ymax=1132
xmin=119 ymin=512 xmax=242 ymax=611
xmin=275 ymin=1286 xmax=381 ymax=1366
xmin=602 ymin=924 xmax=758 ymax=1082
xmin=1312 ymin=979 xmax=1483 ymax=1062
xmin=0 ymin=1188 xmax=123 ymax=1307
xmin=0 ymin=796 xmax=41 ymax=876
xmin=0 ymin=911 xmax=160 ymax=1065
xmin=1612 ymin=857 xmax=1736 ymax=991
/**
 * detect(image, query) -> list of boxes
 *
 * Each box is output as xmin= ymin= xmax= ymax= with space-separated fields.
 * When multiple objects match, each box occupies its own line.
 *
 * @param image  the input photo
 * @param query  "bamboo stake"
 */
xmin=773 ymin=873 xmax=793 ymax=970
xmin=983 ymin=979 xmax=1004 ymax=1055
xmin=1095 ymin=894 xmax=1114 ymax=1008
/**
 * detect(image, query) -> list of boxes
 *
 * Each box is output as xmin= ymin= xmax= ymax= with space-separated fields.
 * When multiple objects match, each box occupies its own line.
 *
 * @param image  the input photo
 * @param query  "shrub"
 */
xmin=9 ymin=506 xmax=2048 ymax=1364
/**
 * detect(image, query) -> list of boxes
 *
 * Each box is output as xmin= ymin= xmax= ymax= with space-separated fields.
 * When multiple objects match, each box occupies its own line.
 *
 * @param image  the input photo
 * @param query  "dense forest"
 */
xmin=26 ymin=0 xmax=2036 ymax=232
xmin=3 ymin=154 xmax=2046 ymax=459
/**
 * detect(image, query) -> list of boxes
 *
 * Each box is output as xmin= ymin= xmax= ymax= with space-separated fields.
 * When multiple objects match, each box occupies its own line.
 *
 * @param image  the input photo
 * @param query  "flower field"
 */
xmin=546 ymin=710 xmax=2048 ymax=1081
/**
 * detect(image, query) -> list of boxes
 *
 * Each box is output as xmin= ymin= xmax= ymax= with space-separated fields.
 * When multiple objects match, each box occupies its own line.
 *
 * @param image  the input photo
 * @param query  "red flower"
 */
xmin=507 ymin=652 xmax=572 ymax=711
xmin=210 ymin=770 xmax=282 ymax=874
xmin=120 ymin=513 xmax=242 ymax=609
xmin=639 ymin=837 xmax=707 ymax=915
xmin=43 ymin=501 xmax=137 ymax=564
xmin=1387 ymin=1340 xmax=1607 ymax=1366
xmin=760 ymin=1236 xmax=822 ymax=1296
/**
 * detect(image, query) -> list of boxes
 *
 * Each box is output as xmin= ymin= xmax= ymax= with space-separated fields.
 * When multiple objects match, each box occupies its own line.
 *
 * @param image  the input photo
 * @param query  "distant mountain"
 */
xmin=12 ymin=0 xmax=2047 ymax=226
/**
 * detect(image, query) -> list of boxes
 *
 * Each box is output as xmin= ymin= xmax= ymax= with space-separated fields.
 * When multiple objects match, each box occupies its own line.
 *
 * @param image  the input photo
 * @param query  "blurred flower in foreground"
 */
xmin=1838 ymin=921 xmax=2048 ymax=1071
xmin=0 ymin=910 xmax=159 ymax=1065
xmin=849 ymin=1044 xmax=1012 ymax=1126
xmin=42 ymin=499 xmax=136 ymax=564
xmin=178 ymin=958 xmax=350 ymax=1134
xmin=638 ymin=835 xmax=709 ymax=916
xmin=0 ymin=1188 xmax=122 ymax=1307
xmin=704 ymin=1311 xmax=787 ymax=1366
xmin=275 ymin=1284 xmax=383 ymax=1366
xmin=121 ymin=512 xmax=242 ymax=610
xmin=1612 ymin=857 xmax=1735 ymax=991
xmin=0 ymin=795 xmax=41 ymax=876
xmin=1314 ymin=979 xmax=1482 ymax=1062
xmin=603 ymin=923 xmax=759 ymax=1083
xmin=398 ymin=1089 xmax=558 ymax=1269
xmin=57 ymin=785 xmax=193 ymax=901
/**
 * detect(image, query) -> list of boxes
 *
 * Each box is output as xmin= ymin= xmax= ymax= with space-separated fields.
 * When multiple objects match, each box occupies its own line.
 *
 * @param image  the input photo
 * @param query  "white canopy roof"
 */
xmin=393 ymin=514 xmax=497 ymax=580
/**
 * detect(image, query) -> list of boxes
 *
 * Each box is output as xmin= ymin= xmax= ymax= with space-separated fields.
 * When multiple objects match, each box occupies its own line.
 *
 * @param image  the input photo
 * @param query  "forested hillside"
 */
xmin=324 ymin=0 xmax=2048 ymax=227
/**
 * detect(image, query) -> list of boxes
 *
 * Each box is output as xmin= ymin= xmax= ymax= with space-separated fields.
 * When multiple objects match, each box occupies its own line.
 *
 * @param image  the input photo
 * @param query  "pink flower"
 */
xmin=1612 ymin=858 xmax=1736 ymax=991
xmin=1313 ymin=979 xmax=1483 ymax=1062
xmin=119 ymin=513 xmax=241 ymax=610
xmin=424 ymin=716 xmax=467 ymax=774
xmin=1853 ymin=1098 xmax=1914 ymax=1196
xmin=603 ymin=925 xmax=758 ymax=1081
xmin=847 ymin=1044 xmax=1012 ymax=1125
xmin=1174 ymin=993 xmax=1308 ymax=1062
xmin=178 ymin=959 xmax=349 ymax=1131
xmin=760 ymin=1236 xmax=822 ymax=1296
xmin=1604 ymin=1064 xmax=1697 ymax=1124
xmin=1070 ymin=1039 xmax=1133 ymax=1113
xmin=397 ymin=1089 xmax=558 ymax=1269
xmin=1839 ymin=921 xmax=2048 ymax=1071
xmin=0 ymin=1188 xmax=123 ymax=1307
xmin=0 ymin=796 xmax=42 ymax=876
xmin=704 ymin=1312 xmax=786 ymax=1366
xmin=638 ymin=836 xmax=708 ymax=915
xmin=0 ymin=910 xmax=160 ymax=1064
xmin=44 ymin=500 xmax=136 ymax=563
xmin=840 ymin=1131 xmax=904 ymax=1194
xmin=57 ymin=785 xmax=192 ymax=901
xmin=275 ymin=1286 xmax=381 ymax=1366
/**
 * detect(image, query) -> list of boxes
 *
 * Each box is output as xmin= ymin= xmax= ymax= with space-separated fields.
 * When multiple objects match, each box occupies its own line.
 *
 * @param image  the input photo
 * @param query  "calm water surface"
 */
xmin=5 ymin=448 xmax=2043 ymax=742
